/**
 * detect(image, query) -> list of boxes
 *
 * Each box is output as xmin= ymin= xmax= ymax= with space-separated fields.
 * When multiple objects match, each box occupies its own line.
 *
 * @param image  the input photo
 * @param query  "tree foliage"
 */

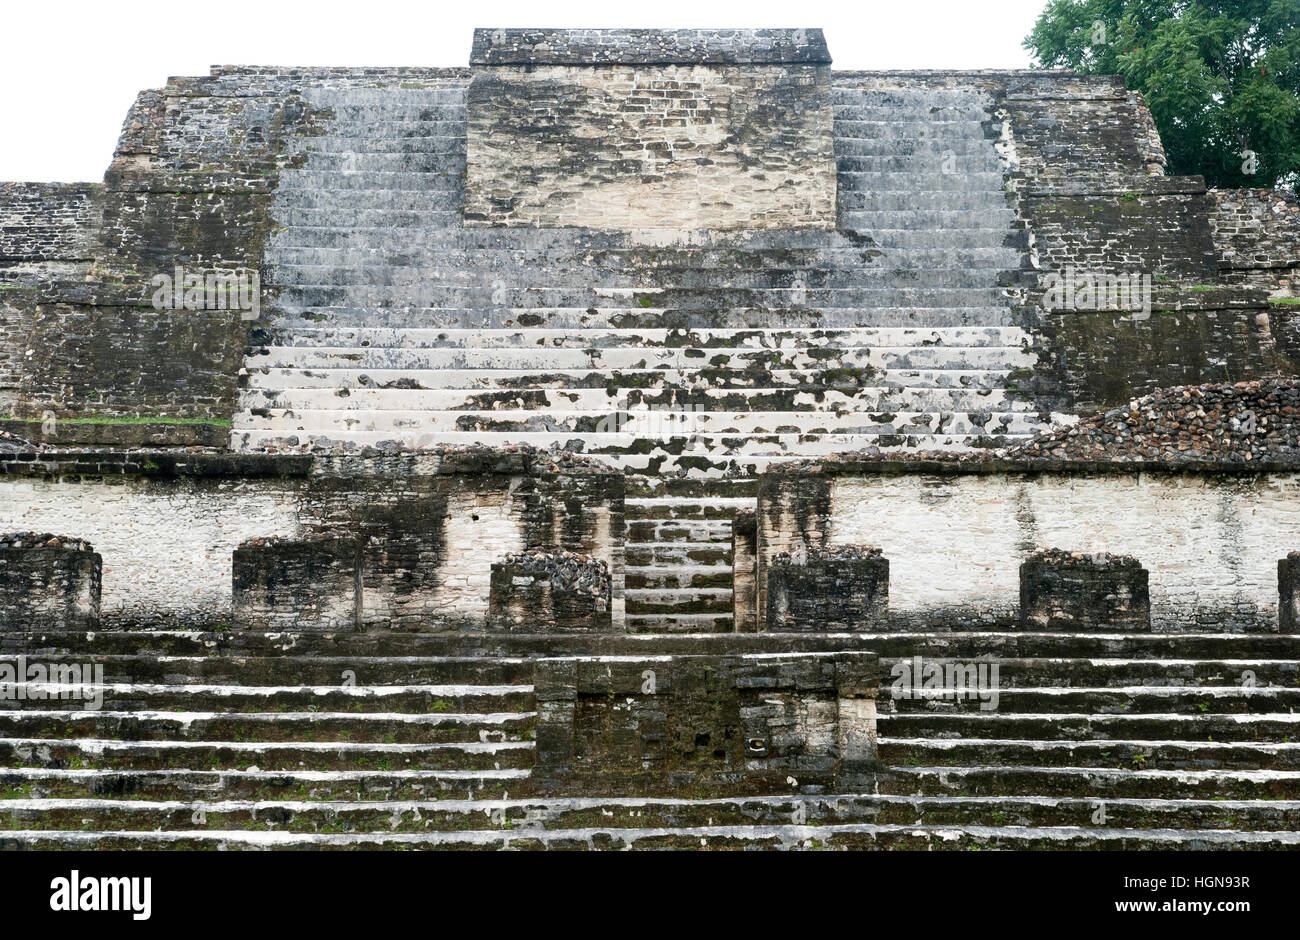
xmin=1025 ymin=0 xmax=1299 ymax=188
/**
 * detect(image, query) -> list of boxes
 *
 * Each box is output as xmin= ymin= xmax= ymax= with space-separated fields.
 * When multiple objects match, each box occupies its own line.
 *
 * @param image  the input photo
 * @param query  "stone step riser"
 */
xmin=230 ymin=429 xmax=1021 ymax=455
xmin=265 ymin=264 xmax=1016 ymax=289
xmin=232 ymin=410 xmax=1053 ymax=438
xmin=255 ymin=326 xmax=1033 ymax=350
xmin=876 ymin=767 xmax=1300 ymax=801
xmin=0 ymin=769 xmax=526 ymax=803
xmin=836 ymin=141 xmax=1005 ymax=161
xmin=248 ymin=343 xmax=1034 ymax=372
xmin=0 ymin=713 xmax=537 ymax=745
xmin=0 ymin=656 xmax=533 ymax=686
xmin=3 ymin=795 xmax=1296 ymax=834
xmin=238 ymin=386 xmax=1036 ymax=414
xmin=878 ymin=739 xmax=1300 ymax=771
xmin=5 ymin=825 xmax=1295 ymax=851
xmin=272 ymin=286 xmax=1017 ymax=309
xmin=242 ymin=366 xmax=1022 ymax=393
xmin=0 ymin=687 xmax=533 ymax=714
xmin=885 ymin=688 xmax=1300 ymax=715
xmin=0 ymin=739 xmax=538 ymax=773
xmin=878 ymin=714 xmax=1300 ymax=742
xmin=271 ymin=228 xmax=1024 ymax=251
xmin=299 ymin=138 xmax=468 ymax=155
xmin=8 ymin=633 xmax=1296 ymax=660
xmin=262 ymin=306 xmax=1021 ymax=330
xmin=267 ymin=245 xmax=1026 ymax=268
xmin=272 ymin=189 xmax=464 ymax=208
xmin=877 ymin=658 xmax=1300 ymax=687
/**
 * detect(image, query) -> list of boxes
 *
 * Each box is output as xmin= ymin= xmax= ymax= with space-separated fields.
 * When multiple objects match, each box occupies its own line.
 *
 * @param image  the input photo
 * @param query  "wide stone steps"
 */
xmin=238 ymin=386 xmax=1038 ymax=414
xmin=242 ymin=367 xmax=1027 ymax=392
xmin=878 ymin=712 xmax=1300 ymax=742
xmin=273 ymin=285 xmax=1016 ymax=308
xmin=877 ymin=739 xmax=1300 ymax=771
xmin=232 ymin=410 xmax=1054 ymax=439
xmin=1 ymin=628 xmax=1293 ymax=848
xmin=4 ymin=794 xmax=1297 ymax=834
xmin=878 ymin=657 xmax=1300 ymax=687
xmin=0 ymin=654 xmax=533 ymax=686
xmin=835 ymin=104 xmax=992 ymax=121
xmin=0 ymin=767 xmax=527 ymax=802
xmin=836 ymin=140 xmax=1005 ymax=160
xmin=265 ymin=263 xmax=1015 ymax=289
xmin=0 ymin=711 xmax=535 ymax=745
xmin=231 ymin=429 xmax=1034 ymax=454
xmin=262 ymin=305 xmax=1022 ymax=330
xmin=7 ymin=825 xmax=1296 ymax=851
xmin=625 ymin=565 xmax=733 ymax=590
xmin=268 ymin=244 xmax=1026 ymax=268
xmin=303 ymin=137 xmax=467 ymax=154
xmin=247 ymin=344 xmax=1033 ymax=372
xmin=876 ymin=766 xmax=1300 ymax=801
xmin=838 ymin=190 xmax=1012 ymax=211
xmin=884 ymin=686 xmax=1300 ymax=715
xmin=0 ymin=738 xmax=535 ymax=772
xmin=0 ymin=683 xmax=532 ymax=714
xmin=271 ymin=225 xmax=1019 ymax=250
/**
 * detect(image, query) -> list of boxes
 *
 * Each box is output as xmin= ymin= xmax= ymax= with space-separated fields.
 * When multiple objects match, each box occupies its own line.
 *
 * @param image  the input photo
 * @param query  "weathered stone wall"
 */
xmin=0 ymin=183 xmax=102 ymax=264
xmin=1019 ymin=549 xmax=1150 ymax=632
xmin=488 ymin=551 xmax=613 ymax=632
xmin=765 ymin=546 xmax=889 ymax=632
xmin=232 ymin=535 xmax=362 ymax=631
xmin=533 ymin=651 xmax=878 ymax=795
xmin=0 ymin=69 xmax=334 ymax=446
xmin=464 ymin=29 xmax=835 ymax=230
xmin=0 ymin=449 xmax=623 ymax=629
xmin=731 ymin=510 xmax=757 ymax=633
xmin=982 ymin=72 xmax=1297 ymax=413
xmin=0 ymin=534 xmax=101 ymax=630
xmin=1208 ymin=188 xmax=1300 ymax=295
xmin=758 ymin=465 xmax=1300 ymax=632
xmin=1279 ymin=552 xmax=1300 ymax=635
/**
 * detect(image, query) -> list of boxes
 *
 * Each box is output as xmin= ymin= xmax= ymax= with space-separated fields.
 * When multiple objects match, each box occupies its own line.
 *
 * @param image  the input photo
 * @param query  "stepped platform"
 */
xmin=2 ymin=629 xmax=1295 ymax=850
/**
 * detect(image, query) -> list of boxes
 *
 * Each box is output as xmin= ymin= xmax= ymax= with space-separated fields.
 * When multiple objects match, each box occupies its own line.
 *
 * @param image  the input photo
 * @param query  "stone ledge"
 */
xmin=767 ymin=458 xmax=1300 ymax=478
xmin=0 ymin=445 xmax=618 ymax=480
xmin=470 ymin=28 xmax=831 ymax=66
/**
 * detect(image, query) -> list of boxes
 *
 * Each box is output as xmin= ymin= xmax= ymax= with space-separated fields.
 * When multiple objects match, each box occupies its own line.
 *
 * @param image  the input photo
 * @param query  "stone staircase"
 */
xmin=2 ymin=630 xmax=1296 ymax=850
xmin=233 ymin=76 xmax=1067 ymax=632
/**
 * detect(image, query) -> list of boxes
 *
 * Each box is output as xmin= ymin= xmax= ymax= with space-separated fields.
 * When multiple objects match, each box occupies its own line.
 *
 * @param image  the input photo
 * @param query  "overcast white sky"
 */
xmin=0 ymin=0 xmax=1049 ymax=182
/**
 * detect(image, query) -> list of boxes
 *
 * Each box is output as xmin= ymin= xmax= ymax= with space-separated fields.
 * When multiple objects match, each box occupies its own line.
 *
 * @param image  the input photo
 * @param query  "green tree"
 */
xmin=1024 ymin=0 xmax=1300 ymax=188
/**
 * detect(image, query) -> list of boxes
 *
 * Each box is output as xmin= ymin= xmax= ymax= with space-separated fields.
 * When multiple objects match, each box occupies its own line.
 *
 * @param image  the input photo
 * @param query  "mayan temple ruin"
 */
xmin=0 ymin=27 xmax=1298 ymax=851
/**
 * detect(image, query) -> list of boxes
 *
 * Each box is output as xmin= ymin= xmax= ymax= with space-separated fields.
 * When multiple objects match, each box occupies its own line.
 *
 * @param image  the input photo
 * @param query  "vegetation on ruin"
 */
xmin=1026 ymin=0 xmax=1300 ymax=188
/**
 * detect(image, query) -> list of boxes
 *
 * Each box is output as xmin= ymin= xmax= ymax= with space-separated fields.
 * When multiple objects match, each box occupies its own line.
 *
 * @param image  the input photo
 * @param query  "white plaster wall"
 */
xmin=0 ymin=477 xmax=301 ymax=623
xmin=427 ymin=493 xmax=526 ymax=620
xmin=828 ymin=473 xmax=1300 ymax=630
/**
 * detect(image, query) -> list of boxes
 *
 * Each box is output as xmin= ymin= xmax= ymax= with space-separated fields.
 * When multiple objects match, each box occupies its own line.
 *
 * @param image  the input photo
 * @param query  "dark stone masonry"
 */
xmin=0 ymin=26 xmax=1297 ymax=852
xmin=766 ymin=546 xmax=889 ymax=632
xmin=232 ymin=535 xmax=363 ymax=631
xmin=1280 ymin=552 xmax=1300 ymax=635
xmin=0 ymin=532 xmax=101 ymax=630
xmin=533 ymin=651 xmax=879 ymax=795
xmin=1020 ymin=549 xmax=1151 ymax=633
xmin=489 ymin=550 xmax=613 ymax=632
